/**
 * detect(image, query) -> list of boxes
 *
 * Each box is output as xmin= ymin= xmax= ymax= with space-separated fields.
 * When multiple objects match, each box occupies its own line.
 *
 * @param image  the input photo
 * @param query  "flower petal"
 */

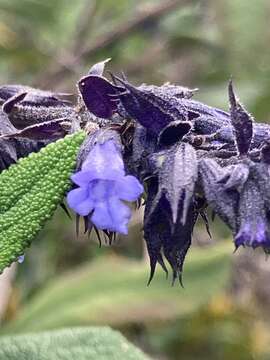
xmin=116 ymin=175 xmax=144 ymax=201
xmin=17 ymin=255 xmax=25 ymax=264
xmin=67 ymin=187 xmax=94 ymax=216
xmin=68 ymin=138 xmax=142 ymax=234
xmin=90 ymin=197 xmax=131 ymax=234
xmin=235 ymin=223 xmax=251 ymax=248
xmin=71 ymin=170 xmax=93 ymax=186
xmin=108 ymin=197 xmax=131 ymax=234
xmin=82 ymin=141 xmax=125 ymax=180
xmin=90 ymin=179 xmax=114 ymax=200
xmin=253 ymin=221 xmax=270 ymax=248
xmin=91 ymin=201 xmax=113 ymax=230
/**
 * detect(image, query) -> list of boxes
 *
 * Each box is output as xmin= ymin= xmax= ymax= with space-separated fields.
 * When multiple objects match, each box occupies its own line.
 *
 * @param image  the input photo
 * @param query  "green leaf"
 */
xmin=0 ymin=131 xmax=85 ymax=273
xmin=4 ymin=242 xmax=232 ymax=334
xmin=0 ymin=327 xmax=150 ymax=360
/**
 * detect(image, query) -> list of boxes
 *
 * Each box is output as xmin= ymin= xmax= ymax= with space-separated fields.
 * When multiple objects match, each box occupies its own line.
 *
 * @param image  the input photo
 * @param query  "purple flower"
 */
xmin=235 ymin=220 xmax=270 ymax=250
xmin=17 ymin=255 xmax=25 ymax=263
xmin=67 ymin=139 xmax=143 ymax=234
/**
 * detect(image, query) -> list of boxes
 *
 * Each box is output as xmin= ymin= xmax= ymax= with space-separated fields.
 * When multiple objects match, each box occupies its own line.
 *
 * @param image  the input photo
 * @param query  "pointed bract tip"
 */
xmin=2 ymin=92 xmax=27 ymax=114
xmin=228 ymin=79 xmax=237 ymax=108
xmin=171 ymin=270 xmax=179 ymax=287
xmin=147 ymin=262 xmax=156 ymax=286
xmin=109 ymin=74 xmax=136 ymax=93
xmin=60 ymin=202 xmax=71 ymax=219
xmin=157 ymin=254 xmax=168 ymax=276
xmin=179 ymin=273 xmax=185 ymax=288
xmin=88 ymin=58 xmax=111 ymax=76
xmin=75 ymin=214 xmax=80 ymax=238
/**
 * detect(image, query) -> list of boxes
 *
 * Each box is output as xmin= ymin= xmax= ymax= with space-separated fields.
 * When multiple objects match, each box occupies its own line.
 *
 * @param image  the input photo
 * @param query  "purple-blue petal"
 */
xmin=252 ymin=221 xmax=270 ymax=248
xmin=116 ymin=175 xmax=144 ymax=201
xmin=17 ymin=255 xmax=25 ymax=264
xmin=91 ymin=201 xmax=113 ymax=230
xmin=235 ymin=220 xmax=270 ymax=249
xmin=82 ymin=141 xmax=125 ymax=179
xmin=235 ymin=223 xmax=251 ymax=248
xmin=67 ymin=138 xmax=143 ymax=234
xmin=108 ymin=197 xmax=131 ymax=234
xmin=71 ymin=170 xmax=93 ymax=186
xmin=67 ymin=187 xmax=94 ymax=216
xmin=90 ymin=179 xmax=114 ymax=200
xmin=90 ymin=197 xmax=131 ymax=235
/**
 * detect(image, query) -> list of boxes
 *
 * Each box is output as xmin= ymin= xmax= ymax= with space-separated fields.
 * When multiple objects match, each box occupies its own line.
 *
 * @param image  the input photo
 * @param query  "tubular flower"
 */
xmin=233 ymin=167 xmax=270 ymax=251
xmin=67 ymin=139 xmax=143 ymax=234
xmin=235 ymin=220 xmax=270 ymax=250
xmin=200 ymin=158 xmax=270 ymax=252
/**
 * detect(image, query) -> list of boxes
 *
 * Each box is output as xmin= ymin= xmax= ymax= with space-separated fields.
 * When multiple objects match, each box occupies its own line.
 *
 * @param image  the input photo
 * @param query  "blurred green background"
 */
xmin=0 ymin=0 xmax=270 ymax=359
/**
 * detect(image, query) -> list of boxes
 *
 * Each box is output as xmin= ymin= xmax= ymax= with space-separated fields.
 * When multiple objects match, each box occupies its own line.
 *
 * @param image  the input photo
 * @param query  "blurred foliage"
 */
xmin=0 ymin=327 xmax=150 ymax=360
xmin=0 ymin=0 xmax=270 ymax=359
xmin=3 ymin=243 xmax=232 ymax=334
xmin=1 ymin=0 xmax=270 ymax=113
xmin=5 ymin=243 xmax=270 ymax=359
xmin=147 ymin=305 xmax=259 ymax=360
